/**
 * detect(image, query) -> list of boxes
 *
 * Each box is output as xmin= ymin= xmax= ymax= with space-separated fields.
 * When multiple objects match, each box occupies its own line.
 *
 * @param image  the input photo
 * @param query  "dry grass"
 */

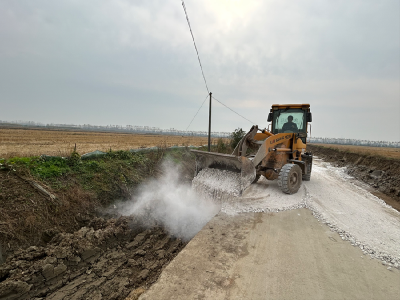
xmin=312 ymin=143 xmax=400 ymax=159
xmin=0 ymin=127 xmax=225 ymax=158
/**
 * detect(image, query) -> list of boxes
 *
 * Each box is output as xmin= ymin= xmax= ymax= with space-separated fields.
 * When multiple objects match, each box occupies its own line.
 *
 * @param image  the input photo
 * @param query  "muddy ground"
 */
xmin=0 ymin=216 xmax=185 ymax=300
xmin=308 ymin=144 xmax=400 ymax=209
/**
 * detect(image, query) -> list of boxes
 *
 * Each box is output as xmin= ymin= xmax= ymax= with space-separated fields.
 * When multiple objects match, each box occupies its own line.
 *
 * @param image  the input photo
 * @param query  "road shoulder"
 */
xmin=139 ymin=209 xmax=400 ymax=300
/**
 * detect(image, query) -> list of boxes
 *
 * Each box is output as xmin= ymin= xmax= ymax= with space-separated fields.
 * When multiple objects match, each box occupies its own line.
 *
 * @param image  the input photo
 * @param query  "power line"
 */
xmin=181 ymin=0 xmax=210 ymax=93
xmin=212 ymin=96 xmax=256 ymax=125
xmin=180 ymin=1 xmax=256 ymax=128
xmin=185 ymin=93 xmax=209 ymax=131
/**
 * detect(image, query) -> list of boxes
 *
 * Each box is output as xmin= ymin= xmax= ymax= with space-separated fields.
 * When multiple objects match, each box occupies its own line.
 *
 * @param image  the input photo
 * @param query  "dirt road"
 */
xmin=139 ymin=158 xmax=400 ymax=299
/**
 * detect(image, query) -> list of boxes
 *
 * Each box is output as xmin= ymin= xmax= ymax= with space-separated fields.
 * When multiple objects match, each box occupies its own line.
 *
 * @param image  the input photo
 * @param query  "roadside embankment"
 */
xmin=308 ymin=144 xmax=400 ymax=206
xmin=0 ymin=216 xmax=185 ymax=300
xmin=0 ymin=149 xmax=156 ymax=257
xmin=0 ymin=147 xmax=198 ymax=299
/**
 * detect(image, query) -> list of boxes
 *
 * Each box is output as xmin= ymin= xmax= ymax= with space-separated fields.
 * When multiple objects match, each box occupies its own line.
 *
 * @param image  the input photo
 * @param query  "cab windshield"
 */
xmin=272 ymin=109 xmax=306 ymax=134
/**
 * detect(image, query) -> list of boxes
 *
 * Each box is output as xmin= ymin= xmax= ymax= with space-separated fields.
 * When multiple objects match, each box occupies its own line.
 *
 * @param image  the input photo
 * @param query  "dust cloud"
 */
xmin=119 ymin=160 xmax=220 ymax=241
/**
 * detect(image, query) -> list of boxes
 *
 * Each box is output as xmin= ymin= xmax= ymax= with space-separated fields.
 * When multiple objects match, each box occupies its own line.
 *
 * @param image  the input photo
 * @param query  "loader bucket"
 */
xmin=190 ymin=150 xmax=256 ymax=194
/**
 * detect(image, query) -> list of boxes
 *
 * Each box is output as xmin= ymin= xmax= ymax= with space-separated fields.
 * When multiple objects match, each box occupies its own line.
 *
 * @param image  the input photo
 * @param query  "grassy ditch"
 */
xmin=2 ymin=150 xmax=154 ymax=205
xmin=0 ymin=136 xmax=233 ymax=256
xmin=0 ymin=147 xmax=197 ymax=256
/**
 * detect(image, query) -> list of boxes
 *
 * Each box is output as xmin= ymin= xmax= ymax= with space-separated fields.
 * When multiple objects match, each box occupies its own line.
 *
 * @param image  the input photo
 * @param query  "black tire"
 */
xmin=278 ymin=164 xmax=302 ymax=194
xmin=302 ymin=154 xmax=313 ymax=181
xmin=252 ymin=174 xmax=261 ymax=184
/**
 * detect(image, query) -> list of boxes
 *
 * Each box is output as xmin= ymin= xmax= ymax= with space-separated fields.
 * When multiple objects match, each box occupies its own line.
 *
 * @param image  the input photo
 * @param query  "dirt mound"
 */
xmin=308 ymin=145 xmax=400 ymax=204
xmin=0 ymin=170 xmax=97 ymax=260
xmin=0 ymin=216 xmax=185 ymax=300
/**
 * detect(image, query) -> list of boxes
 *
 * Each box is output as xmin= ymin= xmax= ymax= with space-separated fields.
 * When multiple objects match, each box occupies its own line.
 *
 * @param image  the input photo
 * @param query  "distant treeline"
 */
xmin=0 ymin=120 xmax=231 ymax=138
xmin=309 ymin=137 xmax=400 ymax=148
xmin=2 ymin=120 xmax=398 ymax=148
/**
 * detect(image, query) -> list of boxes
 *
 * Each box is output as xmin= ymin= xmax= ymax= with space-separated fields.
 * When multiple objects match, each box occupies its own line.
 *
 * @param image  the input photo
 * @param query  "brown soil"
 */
xmin=308 ymin=144 xmax=400 ymax=209
xmin=0 ymin=216 xmax=185 ymax=300
xmin=0 ymin=127 xmax=223 ymax=158
xmin=0 ymin=170 xmax=97 ymax=260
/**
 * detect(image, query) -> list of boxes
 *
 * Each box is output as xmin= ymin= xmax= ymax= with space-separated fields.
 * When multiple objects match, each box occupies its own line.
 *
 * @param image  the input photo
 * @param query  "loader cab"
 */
xmin=267 ymin=104 xmax=312 ymax=143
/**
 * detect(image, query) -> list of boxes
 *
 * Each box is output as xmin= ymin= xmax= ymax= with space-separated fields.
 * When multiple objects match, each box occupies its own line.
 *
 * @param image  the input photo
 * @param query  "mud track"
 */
xmin=0 ymin=217 xmax=185 ymax=300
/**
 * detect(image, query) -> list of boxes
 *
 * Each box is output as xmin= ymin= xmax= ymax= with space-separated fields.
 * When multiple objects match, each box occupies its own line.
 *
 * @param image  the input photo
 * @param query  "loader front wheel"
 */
xmin=278 ymin=164 xmax=302 ymax=194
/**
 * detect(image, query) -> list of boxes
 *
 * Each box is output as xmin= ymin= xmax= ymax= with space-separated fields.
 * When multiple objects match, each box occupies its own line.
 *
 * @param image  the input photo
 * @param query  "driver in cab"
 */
xmin=282 ymin=115 xmax=298 ymax=133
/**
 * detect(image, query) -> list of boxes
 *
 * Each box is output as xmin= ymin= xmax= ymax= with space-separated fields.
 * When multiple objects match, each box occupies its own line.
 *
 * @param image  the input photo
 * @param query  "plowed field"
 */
xmin=0 ymin=127 xmax=221 ymax=158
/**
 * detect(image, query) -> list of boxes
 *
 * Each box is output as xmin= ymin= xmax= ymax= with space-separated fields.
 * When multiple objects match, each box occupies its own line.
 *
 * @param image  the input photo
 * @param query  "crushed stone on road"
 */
xmin=195 ymin=158 xmax=400 ymax=269
xmin=192 ymin=168 xmax=242 ymax=201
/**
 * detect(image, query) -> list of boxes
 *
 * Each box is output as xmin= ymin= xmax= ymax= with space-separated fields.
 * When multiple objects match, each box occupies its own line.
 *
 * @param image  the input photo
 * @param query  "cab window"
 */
xmin=272 ymin=109 xmax=306 ymax=134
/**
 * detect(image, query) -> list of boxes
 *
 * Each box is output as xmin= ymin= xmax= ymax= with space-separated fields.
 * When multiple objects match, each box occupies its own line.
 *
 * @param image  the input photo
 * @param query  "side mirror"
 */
xmin=267 ymin=112 xmax=273 ymax=122
xmin=306 ymin=112 xmax=312 ymax=122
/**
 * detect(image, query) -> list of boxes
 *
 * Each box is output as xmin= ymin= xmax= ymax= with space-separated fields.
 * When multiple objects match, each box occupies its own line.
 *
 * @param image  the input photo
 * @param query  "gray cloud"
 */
xmin=0 ymin=0 xmax=399 ymax=141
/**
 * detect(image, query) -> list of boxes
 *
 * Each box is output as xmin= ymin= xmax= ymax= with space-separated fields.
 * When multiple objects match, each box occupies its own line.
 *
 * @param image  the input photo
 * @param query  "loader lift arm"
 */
xmin=191 ymin=103 xmax=313 ymax=195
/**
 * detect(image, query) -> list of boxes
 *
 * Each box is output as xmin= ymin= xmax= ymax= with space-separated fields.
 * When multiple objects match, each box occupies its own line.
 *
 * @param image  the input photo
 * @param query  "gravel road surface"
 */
xmin=139 ymin=158 xmax=400 ymax=299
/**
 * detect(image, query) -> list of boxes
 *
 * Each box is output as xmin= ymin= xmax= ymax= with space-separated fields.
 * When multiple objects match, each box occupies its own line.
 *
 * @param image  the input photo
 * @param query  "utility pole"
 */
xmin=208 ymin=92 xmax=212 ymax=152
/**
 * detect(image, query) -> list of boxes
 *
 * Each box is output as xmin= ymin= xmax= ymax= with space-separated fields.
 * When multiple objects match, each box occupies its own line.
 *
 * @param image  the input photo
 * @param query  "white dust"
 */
xmin=119 ymin=160 xmax=220 ymax=241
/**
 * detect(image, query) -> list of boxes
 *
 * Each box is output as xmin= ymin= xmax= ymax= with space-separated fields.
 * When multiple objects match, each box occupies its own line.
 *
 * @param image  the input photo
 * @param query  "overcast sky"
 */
xmin=0 ymin=0 xmax=399 ymax=141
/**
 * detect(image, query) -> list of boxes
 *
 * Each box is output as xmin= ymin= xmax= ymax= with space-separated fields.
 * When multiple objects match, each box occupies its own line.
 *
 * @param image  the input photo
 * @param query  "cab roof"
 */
xmin=271 ymin=104 xmax=310 ymax=109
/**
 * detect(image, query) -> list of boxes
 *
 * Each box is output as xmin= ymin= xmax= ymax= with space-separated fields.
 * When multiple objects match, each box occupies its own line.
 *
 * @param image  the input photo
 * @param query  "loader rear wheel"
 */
xmin=302 ymin=154 xmax=313 ymax=181
xmin=278 ymin=164 xmax=302 ymax=194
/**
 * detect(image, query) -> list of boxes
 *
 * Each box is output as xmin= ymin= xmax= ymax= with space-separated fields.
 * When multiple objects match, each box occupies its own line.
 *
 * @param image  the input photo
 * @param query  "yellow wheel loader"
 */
xmin=191 ymin=104 xmax=313 ymax=195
